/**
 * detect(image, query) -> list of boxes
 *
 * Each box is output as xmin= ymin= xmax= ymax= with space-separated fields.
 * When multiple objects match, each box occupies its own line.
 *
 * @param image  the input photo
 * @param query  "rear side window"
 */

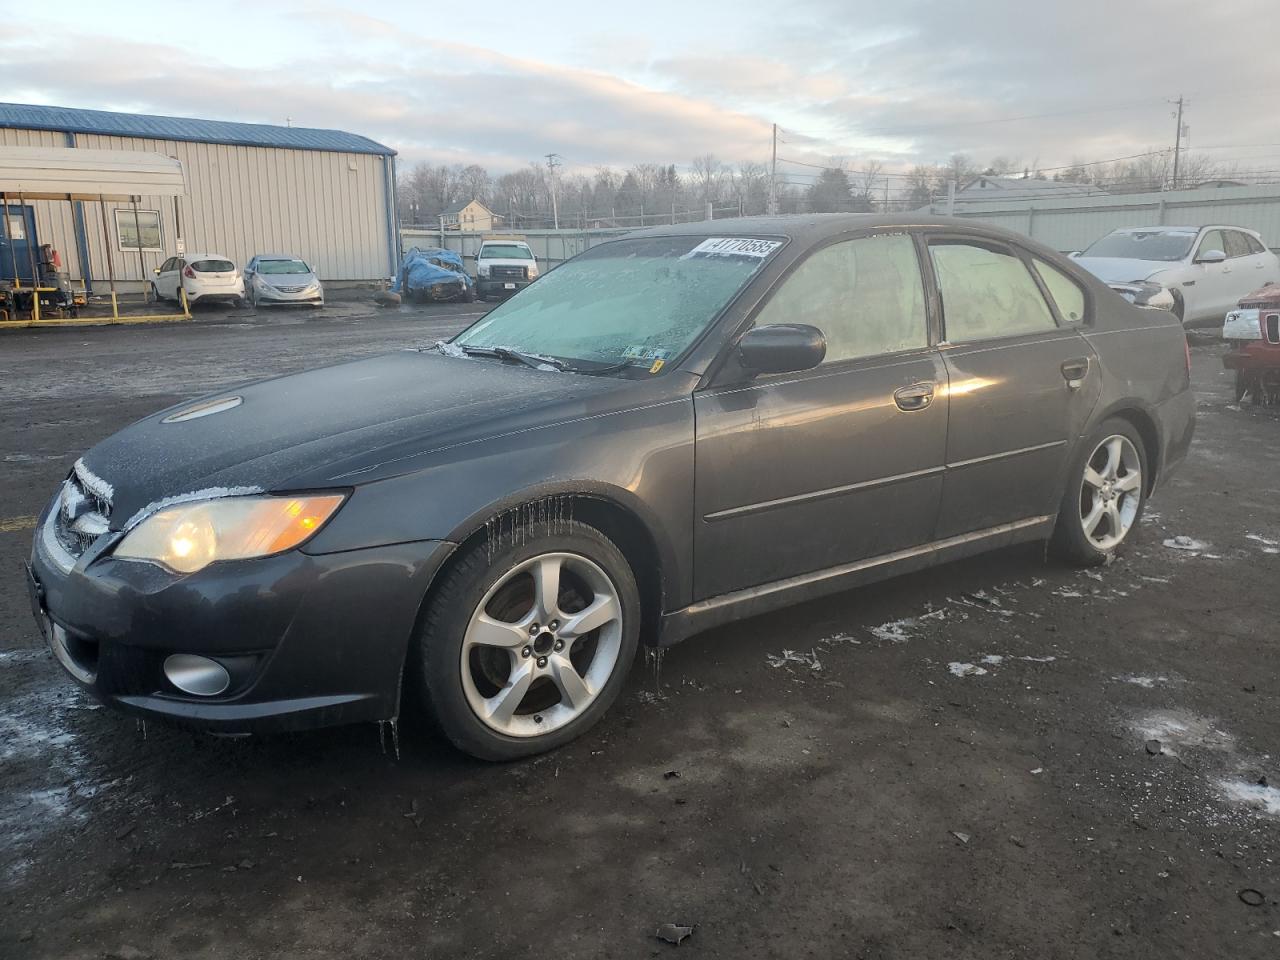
xmin=930 ymin=242 xmax=1056 ymax=342
xmin=1245 ymin=234 xmax=1266 ymax=254
xmin=191 ymin=259 xmax=235 ymax=273
xmin=1032 ymin=257 xmax=1086 ymax=323
xmin=754 ymin=234 xmax=928 ymax=362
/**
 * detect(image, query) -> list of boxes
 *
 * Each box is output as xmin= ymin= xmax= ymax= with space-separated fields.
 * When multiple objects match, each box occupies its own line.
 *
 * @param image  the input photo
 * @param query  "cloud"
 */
xmin=4 ymin=0 xmax=1280 ymax=182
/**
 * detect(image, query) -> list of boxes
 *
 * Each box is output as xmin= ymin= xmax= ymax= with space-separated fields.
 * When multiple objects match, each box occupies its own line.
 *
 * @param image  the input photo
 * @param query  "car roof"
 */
xmin=620 ymin=213 xmax=1038 ymax=246
xmin=1111 ymin=225 xmax=1258 ymax=235
xmin=184 ymin=253 xmax=235 ymax=261
xmin=251 ymin=253 xmax=308 ymax=261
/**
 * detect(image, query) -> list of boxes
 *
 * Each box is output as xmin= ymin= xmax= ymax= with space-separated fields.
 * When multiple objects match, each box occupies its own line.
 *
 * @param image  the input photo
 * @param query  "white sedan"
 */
xmin=1073 ymin=225 xmax=1279 ymax=327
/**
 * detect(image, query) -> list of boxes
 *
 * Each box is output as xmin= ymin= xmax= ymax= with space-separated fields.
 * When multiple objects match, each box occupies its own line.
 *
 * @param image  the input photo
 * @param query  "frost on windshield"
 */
xmin=454 ymin=236 xmax=777 ymax=368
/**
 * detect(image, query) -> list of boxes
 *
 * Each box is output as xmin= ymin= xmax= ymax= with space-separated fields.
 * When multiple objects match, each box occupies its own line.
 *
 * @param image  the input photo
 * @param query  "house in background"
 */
xmin=955 ymin=175 xmax=1108 ymax=203
xmin=442 ymin=198 xmax=500 ymax=232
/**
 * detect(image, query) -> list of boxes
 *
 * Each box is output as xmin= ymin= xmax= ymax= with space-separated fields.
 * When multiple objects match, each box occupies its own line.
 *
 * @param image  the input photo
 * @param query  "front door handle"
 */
xmin=894 ymin=382 xmax=935 ymax=411
xmin=1061 ymin=357 xmax=1090 ymax=388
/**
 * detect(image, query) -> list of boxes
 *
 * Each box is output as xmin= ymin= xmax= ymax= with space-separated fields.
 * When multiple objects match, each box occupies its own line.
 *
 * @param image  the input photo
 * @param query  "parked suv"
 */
xmin=475 ymin=236 xmax=538 ymax=300
xmin=1073 ymin=225 xmax=1279 ymax=327
xmin=152 ymin=255 xmax=245 ymax=307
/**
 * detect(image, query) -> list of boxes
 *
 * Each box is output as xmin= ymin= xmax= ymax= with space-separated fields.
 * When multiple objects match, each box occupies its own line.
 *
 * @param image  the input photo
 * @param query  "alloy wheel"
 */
xmin=460 ymin=552 xmax=623 ymax=737
xmin=1079 ymin=434 xmax=1142 ymax=551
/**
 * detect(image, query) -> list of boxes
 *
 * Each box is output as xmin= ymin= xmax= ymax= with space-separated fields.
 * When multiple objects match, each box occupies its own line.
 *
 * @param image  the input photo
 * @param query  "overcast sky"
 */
xmin=4 ymin=0 xmax=1278 ymax=180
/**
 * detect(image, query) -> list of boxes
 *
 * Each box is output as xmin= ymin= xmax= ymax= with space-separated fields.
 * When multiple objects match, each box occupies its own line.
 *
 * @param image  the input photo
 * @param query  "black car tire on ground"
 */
xmin=414 ymin=519 xmax=641 ymax=761
xmin=1050 ymin=417 xmax=1149 ymax=566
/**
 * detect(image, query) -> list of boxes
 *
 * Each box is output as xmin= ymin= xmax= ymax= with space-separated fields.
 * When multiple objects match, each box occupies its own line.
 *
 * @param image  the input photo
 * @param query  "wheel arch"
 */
xmin=424 ymin=484 xmax=675 ymax=649
xmin=1088 ymin=401 xmax=1162 ymax=495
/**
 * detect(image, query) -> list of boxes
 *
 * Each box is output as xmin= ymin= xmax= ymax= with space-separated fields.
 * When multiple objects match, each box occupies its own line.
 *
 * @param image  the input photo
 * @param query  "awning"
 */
xmin=0 ymin=145 xmax=186 ymax=200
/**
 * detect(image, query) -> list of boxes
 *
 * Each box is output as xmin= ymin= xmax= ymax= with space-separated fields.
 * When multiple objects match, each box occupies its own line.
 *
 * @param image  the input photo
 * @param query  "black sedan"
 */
xmin=27 ymin=216 xmax=1195 ymax=760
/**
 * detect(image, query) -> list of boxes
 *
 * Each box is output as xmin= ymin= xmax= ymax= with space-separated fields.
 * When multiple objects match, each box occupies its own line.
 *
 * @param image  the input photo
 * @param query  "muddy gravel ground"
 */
xmin=1 ymin=306 xmax=1278 ymax=959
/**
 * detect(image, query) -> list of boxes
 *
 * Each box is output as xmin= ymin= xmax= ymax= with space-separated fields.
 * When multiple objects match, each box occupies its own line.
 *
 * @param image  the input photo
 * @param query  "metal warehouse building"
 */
xmin=0 ymin=102 xmax=398 ymax=293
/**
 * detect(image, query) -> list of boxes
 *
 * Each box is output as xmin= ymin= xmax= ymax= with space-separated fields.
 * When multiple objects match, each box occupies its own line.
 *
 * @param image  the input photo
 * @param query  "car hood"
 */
xmin=76 ymin=351 xmax=640 ymax=529
xmin=1073 ymin=256 xmax=1173 ymax=284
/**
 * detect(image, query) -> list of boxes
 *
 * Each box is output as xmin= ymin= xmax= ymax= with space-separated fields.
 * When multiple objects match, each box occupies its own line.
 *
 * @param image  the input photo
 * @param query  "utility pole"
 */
xmin=1169 ymin=96 xmax=1185 ymax=191
xmin=545 ymin=153 xmax=562 ymax=229
xmin=767 ymin=123 xmax=778 ymax=215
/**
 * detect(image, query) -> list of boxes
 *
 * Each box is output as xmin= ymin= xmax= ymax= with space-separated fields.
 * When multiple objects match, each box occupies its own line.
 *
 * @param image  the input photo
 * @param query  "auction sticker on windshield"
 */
xmin=682 ymin=237 xmax=783 ymax=259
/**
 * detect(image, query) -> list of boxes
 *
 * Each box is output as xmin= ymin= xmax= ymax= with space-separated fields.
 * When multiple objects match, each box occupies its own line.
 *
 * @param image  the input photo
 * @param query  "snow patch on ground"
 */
xmin=1162 ymin=535 xmax=1208 ymax=552
xmin=1115 ymin=674 xmax=1169 ymax=688
xmin=1133 ymin=710 xmax=1235 ymax=756
xmin=766 ymin=649 xmax=822 ymax=672
xmin=1218 ymin=780 xmax=1280 ymax=817
xmin=948 ymin=662 xmax=988 ymax=678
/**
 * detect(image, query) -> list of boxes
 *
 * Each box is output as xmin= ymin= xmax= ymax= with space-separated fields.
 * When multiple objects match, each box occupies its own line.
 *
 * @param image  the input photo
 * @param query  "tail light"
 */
xmin=184 ymin=266 xmax=196 ymax=279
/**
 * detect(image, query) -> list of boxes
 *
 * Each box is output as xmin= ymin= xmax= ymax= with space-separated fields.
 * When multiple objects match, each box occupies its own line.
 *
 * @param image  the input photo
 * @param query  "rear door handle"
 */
xmin=1061 ymin=357 xmax=1090 ymax=388
xmin=894 ymin=382 xmax=935 ymax=411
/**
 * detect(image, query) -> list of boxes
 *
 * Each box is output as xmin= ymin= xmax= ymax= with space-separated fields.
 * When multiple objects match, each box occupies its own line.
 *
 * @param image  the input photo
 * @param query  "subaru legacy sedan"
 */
xmin=27 ymin=216 xmax=1195 ymax=761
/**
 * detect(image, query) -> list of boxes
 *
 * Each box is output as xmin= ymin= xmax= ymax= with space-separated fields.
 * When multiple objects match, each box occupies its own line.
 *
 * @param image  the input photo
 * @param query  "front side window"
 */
xmin=454 ymin=235 xmax=780 ymax=371
xmin=115 ymin=209 xmax=162 ymax=252
xmin=754 ymin=234 xmax=927 ymax=363
xmin=1225 ymin=231 xmax=1252 ymax=259
xmin=1196 ymin=230 xmax=1227 ymax=260
xmin=1032 ymin=257 xmax=1086 ymax=323
xmin=931 ymin=241 xmax=1056 ymax=342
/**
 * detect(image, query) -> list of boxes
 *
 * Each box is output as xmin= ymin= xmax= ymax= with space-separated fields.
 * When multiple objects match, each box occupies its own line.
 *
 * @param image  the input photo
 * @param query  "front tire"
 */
xmin=1051 ymin=418 xmax=1148 ymax=566
xmin=414 ymin=519 xmax=640 ymax=760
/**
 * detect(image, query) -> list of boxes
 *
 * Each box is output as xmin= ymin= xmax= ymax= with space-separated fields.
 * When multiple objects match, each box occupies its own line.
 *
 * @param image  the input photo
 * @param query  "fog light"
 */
xmin=163 ymin=654 xmax=230 ymax=696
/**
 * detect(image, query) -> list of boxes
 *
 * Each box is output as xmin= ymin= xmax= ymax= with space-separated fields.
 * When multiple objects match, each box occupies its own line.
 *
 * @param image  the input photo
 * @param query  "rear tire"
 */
xmin=413 ymin=519 xmax=640 ymax=761
xmin=1050 ymin=418 xmax=1148 ymax=566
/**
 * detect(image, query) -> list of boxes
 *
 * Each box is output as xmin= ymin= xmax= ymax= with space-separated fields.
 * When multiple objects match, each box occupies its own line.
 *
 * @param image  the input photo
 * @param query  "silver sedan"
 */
xmin=244 ymin=255 xmax=324 ymax=308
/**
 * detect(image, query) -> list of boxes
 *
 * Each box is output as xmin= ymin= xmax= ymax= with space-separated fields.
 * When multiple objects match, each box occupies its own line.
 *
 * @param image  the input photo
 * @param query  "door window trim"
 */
xmin=922 ymin=232 xmax=1088 ymax=345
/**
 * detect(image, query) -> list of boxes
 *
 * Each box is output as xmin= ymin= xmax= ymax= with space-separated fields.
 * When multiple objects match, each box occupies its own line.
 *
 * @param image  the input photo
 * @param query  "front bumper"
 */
xmin=255 ymin=285 xmax=324 ymax=306
xmin=29 ymin=506 xmax=453 ymax=734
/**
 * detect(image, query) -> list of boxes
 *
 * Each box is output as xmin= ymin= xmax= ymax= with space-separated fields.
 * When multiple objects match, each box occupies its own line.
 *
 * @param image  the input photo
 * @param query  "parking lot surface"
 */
xmin=1 ymin=307 xmax=1278 ymax=959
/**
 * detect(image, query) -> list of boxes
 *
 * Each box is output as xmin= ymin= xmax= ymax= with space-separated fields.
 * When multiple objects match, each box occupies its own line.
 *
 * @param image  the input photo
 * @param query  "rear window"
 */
xmin=192 ymin=259 xmax=235 ymax=273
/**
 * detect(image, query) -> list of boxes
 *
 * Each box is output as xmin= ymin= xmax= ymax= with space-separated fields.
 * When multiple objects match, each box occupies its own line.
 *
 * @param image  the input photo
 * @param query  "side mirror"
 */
xmin=737 ymin=323 xmax=827 ymax=375
xmin=1068 ymin=251 xmax=1081 ymax=258
xmin=153 ymin=266 xmax=161 ymax=275
xmin=1196 ymin=249 xmax=1226 ymax=264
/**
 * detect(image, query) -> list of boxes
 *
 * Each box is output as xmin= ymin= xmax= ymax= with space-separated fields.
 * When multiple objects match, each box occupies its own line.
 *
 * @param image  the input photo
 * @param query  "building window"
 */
xmin=115 ymin=209 xmax=163 ymax=252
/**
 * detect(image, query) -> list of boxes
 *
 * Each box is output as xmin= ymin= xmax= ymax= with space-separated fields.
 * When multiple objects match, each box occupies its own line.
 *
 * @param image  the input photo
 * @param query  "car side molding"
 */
xmin=657 ymin=514 xmax=1055 ymax=647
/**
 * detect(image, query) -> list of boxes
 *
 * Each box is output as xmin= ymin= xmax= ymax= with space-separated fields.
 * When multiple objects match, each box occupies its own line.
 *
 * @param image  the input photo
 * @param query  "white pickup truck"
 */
xmin=475 ymin=236 xmax=539 ymax=301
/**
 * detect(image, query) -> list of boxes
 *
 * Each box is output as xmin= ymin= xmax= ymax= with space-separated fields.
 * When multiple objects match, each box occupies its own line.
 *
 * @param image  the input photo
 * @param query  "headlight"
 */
xmin=527 ymin=265 xmax=538 ymax=278
xmin=114 ymin=494 xmax=345 ymax=574
xmin=477 ymin=263 xmax=490 ymax=278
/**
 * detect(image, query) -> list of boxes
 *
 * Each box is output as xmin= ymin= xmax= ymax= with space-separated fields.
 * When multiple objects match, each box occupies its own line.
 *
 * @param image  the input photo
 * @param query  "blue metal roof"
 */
xmin=0 ymin=102 xmax=395 ymax=156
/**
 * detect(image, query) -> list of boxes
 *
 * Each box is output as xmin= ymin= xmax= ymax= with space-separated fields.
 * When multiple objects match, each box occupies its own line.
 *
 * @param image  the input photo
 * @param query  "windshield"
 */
xmin=453 ymin=235 xmax=781 ymax=371
xmin=257 ymin=259 xmax=311 ymax=275
xmin=1081 ymin=230 xmax=1197 ymax=262
xmin=480 ymin=244 xmax=534 ymax=260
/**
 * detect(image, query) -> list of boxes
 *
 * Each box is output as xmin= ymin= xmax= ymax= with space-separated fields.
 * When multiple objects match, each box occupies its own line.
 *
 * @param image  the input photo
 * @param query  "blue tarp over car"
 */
xmin=392 ymin=247 xmax=475 ymax=302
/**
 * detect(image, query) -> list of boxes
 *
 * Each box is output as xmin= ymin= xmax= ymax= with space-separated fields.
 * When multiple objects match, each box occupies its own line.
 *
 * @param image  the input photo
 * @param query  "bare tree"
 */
xmin=690 ymin=154 xmax=727 ymax=203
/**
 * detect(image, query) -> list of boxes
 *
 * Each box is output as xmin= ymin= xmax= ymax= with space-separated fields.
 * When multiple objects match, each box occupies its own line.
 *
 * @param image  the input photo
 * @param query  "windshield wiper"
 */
xmin=452 ymin=344 xmax=568 ymax=372
xmin=560 ymin=359 xmax=637 ymax=376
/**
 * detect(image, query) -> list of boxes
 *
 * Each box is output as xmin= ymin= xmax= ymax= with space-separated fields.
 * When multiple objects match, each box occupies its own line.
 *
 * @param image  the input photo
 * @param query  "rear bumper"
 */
xmin=1223 ymin=345 xmax=1280 ymax=371
xmin=28 ymin=505 xmax=454 ymax=734
xmin=1154 ymin=388 xmax=1196 ymax=491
